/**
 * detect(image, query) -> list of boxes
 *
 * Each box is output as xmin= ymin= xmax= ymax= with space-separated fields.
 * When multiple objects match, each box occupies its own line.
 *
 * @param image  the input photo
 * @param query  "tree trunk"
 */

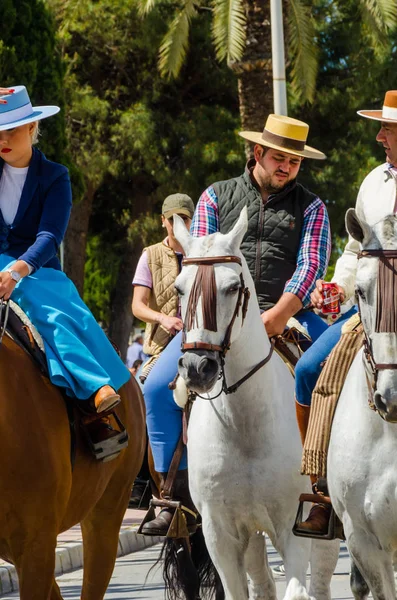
xmin=230 ymin=0 xmax=273 ymax=160
xmin=108 ymin=240 xmax=143 ymax=362
xmin=63 ymin=183 xmax=95 ymax=294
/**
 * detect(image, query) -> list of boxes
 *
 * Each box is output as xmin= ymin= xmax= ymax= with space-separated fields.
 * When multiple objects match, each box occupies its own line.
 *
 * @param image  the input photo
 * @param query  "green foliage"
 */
xmin=212 ymin=0 xmax=246 ymax=63
xmin=288 ymin=0 xmax=318 ymax=103
xmin=288 ymin=0 xmax=397 ymax=104
xmin=138 ymin=0 xmax=247 ymax=78
xmin=83 ymin=236 xmax=120 ymax=324
xmin=50 ymin=0 xmax=240 ymax=321
xmin=289 ymin=0 xmax=397 ymax=242
xmin=158 ymin=0 xmax=198 ymax=78
xmin=0 ymin=0 xmax=67 ymax=161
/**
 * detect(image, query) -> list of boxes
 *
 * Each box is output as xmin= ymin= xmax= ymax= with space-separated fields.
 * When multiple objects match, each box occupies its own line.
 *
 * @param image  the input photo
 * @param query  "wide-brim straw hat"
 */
xmin=358 ymin=90 xmax=397 ymax=123
xmin=239 ymin=114 xmax=326 ymax=160
xmin=0 ymin=85 xmax=60 ymax=132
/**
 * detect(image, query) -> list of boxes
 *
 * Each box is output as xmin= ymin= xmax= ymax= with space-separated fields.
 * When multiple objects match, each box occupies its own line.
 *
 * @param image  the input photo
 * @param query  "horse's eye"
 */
xmin=227 ymin=285 xmax=240 ymax=294
xmin=174 ymin=286 xmax=184 ymax=296
xmin=356 ymin=287 xmax=365 ymax=301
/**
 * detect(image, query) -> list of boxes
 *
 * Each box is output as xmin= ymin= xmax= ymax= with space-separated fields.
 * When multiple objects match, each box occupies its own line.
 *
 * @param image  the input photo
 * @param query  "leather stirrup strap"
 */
xmin=162 ymin=433 xmax=185 ymax=498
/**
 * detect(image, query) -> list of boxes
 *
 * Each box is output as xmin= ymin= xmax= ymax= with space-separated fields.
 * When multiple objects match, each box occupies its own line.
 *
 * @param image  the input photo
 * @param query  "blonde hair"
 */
xmin=31 ymin=121 xmax=40 ymax=144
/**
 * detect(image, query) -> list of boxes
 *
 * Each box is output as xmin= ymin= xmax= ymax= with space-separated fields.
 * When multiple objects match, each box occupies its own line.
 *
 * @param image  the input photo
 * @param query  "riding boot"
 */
xmin=141 ymin=469 xmax=197 ymax=536
xmin=295 ymin=400 xmax=311 ymax=446
xmin=296 ymin=479 xmax=332 ymax=536
xmin=94 ymin=385 xmax=121 ymax=413
xmin=295 ymin=401 xmax=332 ymax=535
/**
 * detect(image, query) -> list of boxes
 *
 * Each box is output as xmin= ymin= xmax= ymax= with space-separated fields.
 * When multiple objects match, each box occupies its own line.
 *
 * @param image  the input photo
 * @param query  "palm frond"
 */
xmin=158 ymin=0 xmax=198 ymax=78
xmin=137 ymin=0 xmax=159 ymax=17
xmin=359 ymin=0 xmax=397 ymax=31
xmin=358 ymin=0 xmax=397 ymax=55
xmin=212 ymin=0 xmax=246 ymax=62
xmin=288 ymin=0 xmax=318 ymax=103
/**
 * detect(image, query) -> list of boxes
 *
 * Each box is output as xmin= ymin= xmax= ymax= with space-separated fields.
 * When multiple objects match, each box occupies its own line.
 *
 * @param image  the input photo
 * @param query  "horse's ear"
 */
xmin=345 ymin=208 xmax=372 ymax=243
xmin=225 ymin=207 xmax=248 ymax=249
xmin=173 ymin=214 xmax=192 ymax=254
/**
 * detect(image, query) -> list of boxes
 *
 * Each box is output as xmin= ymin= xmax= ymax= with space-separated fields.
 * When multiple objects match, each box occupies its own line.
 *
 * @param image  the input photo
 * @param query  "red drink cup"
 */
xmin=322 ymin=282 xmax=340 ymax=314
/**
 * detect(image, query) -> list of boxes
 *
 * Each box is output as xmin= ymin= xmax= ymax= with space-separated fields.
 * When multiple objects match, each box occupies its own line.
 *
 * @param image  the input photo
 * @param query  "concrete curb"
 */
xmin=0 ymin=527 xmax=161 ymax=595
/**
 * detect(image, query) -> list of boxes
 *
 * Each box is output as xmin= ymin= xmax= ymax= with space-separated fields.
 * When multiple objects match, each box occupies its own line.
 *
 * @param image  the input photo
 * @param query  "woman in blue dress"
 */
xmin=0 ymin=86 xmax=131 ymax=428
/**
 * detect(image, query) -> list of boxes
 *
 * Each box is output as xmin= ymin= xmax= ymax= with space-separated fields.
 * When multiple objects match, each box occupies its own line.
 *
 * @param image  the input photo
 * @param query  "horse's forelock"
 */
xmin=186 ymin=264 xmax=217 ymax=333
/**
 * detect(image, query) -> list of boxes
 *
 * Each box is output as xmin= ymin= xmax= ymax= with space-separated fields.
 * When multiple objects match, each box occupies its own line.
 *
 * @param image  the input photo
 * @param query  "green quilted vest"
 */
xmin=214 ymin=161 xmax=317 ymax=310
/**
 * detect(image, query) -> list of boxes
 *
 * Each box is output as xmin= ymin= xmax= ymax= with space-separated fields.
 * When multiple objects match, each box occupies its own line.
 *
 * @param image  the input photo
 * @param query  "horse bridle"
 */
xmin=357 ymin=249 xmax=397 ymax=391
xmin=181 ymin=255 xmax=274 ymax=399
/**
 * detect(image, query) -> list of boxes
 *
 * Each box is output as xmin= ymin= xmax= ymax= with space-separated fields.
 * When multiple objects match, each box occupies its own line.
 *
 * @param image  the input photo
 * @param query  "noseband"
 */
xmin=181 ymin=254 xmax=274 ymax=398
xmin=357 ymin=250 xmax=397 ymax=390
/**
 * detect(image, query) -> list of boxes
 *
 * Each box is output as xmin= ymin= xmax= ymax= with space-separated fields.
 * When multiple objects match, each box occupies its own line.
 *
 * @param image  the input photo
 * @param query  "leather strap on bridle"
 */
xmin=182 ymin=256 xmax=242 ymax=267
xmin=182 ymin=256 xmax=249 ymax=358
xmin=357 ymin=249 xmax=397 ymax=384
xmin=181 ymin=253 xmax=274 ymax=400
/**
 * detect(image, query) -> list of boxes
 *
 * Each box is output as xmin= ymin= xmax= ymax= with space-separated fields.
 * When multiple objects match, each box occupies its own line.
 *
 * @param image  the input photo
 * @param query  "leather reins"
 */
xmin=357 ymin=249 xmax=397 ymax=392
xmin=181 ymin=254 xmax=274 ymax=399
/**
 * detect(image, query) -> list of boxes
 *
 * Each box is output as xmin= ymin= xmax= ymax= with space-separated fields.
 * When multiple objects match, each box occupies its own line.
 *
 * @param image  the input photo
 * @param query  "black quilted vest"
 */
xmin=214 ymin=161 xmax=317 ymax=311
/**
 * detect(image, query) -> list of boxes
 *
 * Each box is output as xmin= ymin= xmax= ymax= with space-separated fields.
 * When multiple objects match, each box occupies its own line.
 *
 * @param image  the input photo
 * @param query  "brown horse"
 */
xmin=0 ymin=334 xmax=146 ymax=600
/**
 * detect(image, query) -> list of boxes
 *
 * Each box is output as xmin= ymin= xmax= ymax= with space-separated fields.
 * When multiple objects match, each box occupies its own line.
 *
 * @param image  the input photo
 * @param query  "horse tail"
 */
xmin=157 ymin=528 xmax=224 ymax=600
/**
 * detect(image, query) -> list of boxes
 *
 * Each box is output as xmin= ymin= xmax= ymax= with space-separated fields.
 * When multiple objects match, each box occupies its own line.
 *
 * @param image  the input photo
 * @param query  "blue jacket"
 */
xmin=0 ymin=147 xmax=72 ymax=272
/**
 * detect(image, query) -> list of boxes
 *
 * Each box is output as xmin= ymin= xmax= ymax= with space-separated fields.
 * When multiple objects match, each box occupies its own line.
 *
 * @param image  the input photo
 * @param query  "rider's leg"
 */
xmin=295 ymin=307 xmax=358 ymax=534
xmin=294 ymin=309 xmax=328 ymax=343
xmin=143 ymin=332 xmax=186 ymax=473
xmin=9 ymin=263 xmax=130 ymax=403
xmin=140 ymin=332 xmax=197 ymax=535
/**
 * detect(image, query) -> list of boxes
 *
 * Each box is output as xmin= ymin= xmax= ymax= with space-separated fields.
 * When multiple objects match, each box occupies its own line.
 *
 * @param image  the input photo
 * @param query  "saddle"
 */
xmin=273 ymin=317 xmax=312 ymax=375
xmin=0 ymin=300 xmax=128 ymax=463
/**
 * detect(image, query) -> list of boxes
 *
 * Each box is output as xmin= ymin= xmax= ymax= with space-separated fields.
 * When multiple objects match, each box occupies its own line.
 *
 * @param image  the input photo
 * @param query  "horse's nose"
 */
xmin=178 ymin=352 xmax=220 ymax=393
xmin=374 ymin=391 xmax=397 ymax=422
xmin=197 ymin=356 xmax=218 ymax=379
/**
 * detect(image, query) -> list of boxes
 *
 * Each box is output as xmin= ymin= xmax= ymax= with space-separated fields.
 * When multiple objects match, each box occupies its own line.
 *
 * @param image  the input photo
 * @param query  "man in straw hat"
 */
xmin=140 ymin=114 xmax=333 ymax=536
xmin=294 ymin=90 xmax=397 ymax=536
xmin=192 ymin=114 xmax=330 ymax=339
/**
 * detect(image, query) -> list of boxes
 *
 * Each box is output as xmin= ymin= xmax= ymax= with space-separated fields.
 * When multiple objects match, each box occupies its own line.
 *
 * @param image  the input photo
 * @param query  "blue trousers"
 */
xmin=295 ymin=306 xmax=358 ymax=406
xmin=3 ymin=256 xmax=131 ymax=400
xmin=144 ymin=310 xmax=327 ymax=473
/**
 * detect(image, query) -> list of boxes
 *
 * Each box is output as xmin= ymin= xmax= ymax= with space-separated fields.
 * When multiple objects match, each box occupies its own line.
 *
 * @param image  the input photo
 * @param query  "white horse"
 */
xmin=173 ymin=208 xmax=339 ymax=600
xmin=328 ymin=209 xmax=397 ymax=600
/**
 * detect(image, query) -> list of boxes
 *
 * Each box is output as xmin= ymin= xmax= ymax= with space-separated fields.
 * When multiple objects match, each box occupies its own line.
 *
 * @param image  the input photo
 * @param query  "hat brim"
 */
xmin=163 ymin=209 xmax=193 ymax=219
xmin=0 ymin=106 xmax=60 ymax=132
xmin=357 ymin=109 xmax=397 ymax=123
xmin=238 ymin=131 xmax=326 ymax=160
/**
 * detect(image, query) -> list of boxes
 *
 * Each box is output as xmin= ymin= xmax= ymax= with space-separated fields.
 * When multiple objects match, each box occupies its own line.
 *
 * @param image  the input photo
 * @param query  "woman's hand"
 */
xmin=310 ymin=279 xmax=345 ymax=310
xmin=0 ymin=271 xmax=17 ymax=300
xmin=159 ymin=314 xmax=183 ymax=336
xmin=0 ymin=88 xmax=14 ymax=105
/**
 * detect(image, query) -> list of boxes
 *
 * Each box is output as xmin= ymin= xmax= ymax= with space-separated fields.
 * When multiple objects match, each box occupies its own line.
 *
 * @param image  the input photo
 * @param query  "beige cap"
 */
xmin=162 ymin=193 xmax=195 ymax=219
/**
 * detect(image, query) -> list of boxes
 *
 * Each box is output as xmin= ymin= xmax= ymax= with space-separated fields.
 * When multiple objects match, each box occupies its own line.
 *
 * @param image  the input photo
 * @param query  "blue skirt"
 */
xmin=2 ymin=256 xmax=131 ymax=400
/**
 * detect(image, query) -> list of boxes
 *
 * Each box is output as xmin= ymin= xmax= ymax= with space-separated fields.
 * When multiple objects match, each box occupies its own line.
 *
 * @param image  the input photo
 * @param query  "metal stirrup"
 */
xmin=0 ymin=299 xmax=10 ymax=344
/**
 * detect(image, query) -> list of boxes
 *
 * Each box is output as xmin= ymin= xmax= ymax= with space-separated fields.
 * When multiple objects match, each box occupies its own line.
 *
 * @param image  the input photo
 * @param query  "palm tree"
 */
xmin=139 ymin=0 xmax=397 ymax=153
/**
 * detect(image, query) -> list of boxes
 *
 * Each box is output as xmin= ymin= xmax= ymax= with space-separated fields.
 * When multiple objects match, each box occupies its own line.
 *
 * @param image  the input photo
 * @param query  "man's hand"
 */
xmin=159 ymin=314 xmax=183 ymax=336
xmin=261 ymin=292 xmax=303 ymax=337
xmin=310 ymin=280 xmax=345 ymax=310
xmin=0 ymin=271 xmax=16 ymax=300
xmin=261 ymin=307 xmax=289 ymax=337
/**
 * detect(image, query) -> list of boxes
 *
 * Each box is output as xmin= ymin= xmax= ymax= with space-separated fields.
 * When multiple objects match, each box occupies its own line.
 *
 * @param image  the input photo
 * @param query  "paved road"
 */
xmin=0 ymin=539 xmax=365 ymax=600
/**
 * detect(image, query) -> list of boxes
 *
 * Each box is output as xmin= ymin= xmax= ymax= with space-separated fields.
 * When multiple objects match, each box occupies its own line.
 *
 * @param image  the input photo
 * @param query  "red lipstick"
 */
xmin=0 ymin=148 xmax=11 ymax=154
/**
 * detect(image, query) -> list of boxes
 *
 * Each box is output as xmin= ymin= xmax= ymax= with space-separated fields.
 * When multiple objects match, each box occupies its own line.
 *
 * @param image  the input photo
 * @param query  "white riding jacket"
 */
xmin=333 ymin=163 xmax=397 ymax=301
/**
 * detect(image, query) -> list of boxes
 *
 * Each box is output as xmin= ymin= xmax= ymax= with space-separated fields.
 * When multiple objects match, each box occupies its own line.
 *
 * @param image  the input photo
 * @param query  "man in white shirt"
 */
xmin=295 ymin=89 xmax=397 ymax=535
